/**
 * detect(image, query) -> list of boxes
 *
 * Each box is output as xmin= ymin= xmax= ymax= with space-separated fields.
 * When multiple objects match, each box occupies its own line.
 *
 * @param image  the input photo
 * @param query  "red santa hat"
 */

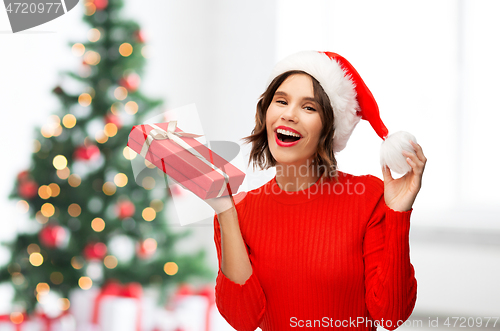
xmin=267 ymin=50 xmax=416 ymax=174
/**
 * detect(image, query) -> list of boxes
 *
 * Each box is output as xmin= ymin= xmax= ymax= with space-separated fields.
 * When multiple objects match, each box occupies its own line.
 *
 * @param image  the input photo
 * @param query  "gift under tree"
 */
xmin=0 ymin=0 xmax=212 ymax=324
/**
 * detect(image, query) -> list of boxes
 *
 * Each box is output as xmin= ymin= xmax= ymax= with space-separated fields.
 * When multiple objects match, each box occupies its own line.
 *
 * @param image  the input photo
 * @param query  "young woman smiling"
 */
xmin=205 ymin=51 xmax=426 ymax=331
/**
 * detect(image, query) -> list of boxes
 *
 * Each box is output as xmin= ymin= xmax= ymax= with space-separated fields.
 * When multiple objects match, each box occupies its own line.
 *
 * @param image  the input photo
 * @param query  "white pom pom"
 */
xmin=380 ymin=131 xmax=417 ymax=174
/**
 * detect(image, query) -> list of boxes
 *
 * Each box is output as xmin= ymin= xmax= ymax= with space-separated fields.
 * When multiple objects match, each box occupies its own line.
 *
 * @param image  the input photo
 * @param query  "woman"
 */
xmin=206 ymin=51 xmax=426 ymax=331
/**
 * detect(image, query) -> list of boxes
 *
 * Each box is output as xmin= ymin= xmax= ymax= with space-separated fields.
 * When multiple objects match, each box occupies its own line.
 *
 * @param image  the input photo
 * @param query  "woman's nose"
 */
xmin=280 ymin=104 xmax=299 ymax=122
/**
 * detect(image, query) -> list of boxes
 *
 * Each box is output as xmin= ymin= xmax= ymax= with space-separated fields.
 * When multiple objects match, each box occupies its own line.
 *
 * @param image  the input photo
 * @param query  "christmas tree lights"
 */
xmin=1 ymin=0 xmax=212 ymax=316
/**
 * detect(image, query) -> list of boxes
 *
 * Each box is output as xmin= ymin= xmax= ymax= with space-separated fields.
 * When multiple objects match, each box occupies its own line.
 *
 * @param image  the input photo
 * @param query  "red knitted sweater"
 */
xmin=214 ymin=171 xmax=417 ymax=331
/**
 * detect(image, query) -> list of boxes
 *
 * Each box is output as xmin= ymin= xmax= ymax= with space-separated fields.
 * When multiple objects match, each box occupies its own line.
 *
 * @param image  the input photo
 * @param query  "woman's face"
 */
xmin=266 ymin=73 xmax=323 ymax=168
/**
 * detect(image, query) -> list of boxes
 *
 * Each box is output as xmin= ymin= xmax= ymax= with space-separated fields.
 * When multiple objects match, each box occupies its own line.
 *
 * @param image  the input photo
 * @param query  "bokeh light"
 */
xmin=72 ymin=43 xmax=85 ymax=57
xmin=49 ymin=183 xmax=60 ymax=197
xmin=164 ymin=262 xmax=178 ymax=276
xmin=71 ymin=256 xmax=84 ymax=270
xmin=123 ymin=146 xmax=137 ymax=160
xmin=36 ymin=282 xmax=50 ymax=295
xmin=33 ymin=139 xmax=41 ymax=153
xmin=41 ymin=125 xmax=53 ymax=138
xmin=49 ymin=114 xmax=60 ymax=125
xmin=68 ymin=203 xmax=82 ymax=217
xmin=68 ymin=174 xmax=82 ymax=187
xmin=143 ymin=238 xmax=157 ymax=253
xmin=53 ymin=155 xmax=67 ymax=170
xmin=27 ymin=244 xmax=40 ymax=254
xmin=38 ymin=185 xmax=52 ymax=200
xmin=142 ymin=207 xmax=156 ymax=222
xmin=144 ymin=160 xmax=156 ymax=169
xmin=141 ymin=45 xmax=150 ymax=58
xmin=124 ymin=101 xmax=138 ymax=114
xmin=35 ymin=211 xmax=49 ymax=224
xmin=40 ymin=116 xmax=61 ymax=138
xmin=16 ymin=200 xmax=29 ymax=213
xmin=57 ymin=167 xmax=71 ymax=180
xmin=114 ymin=173 xmax=128 ymax=187
xmin=110 ymin=102 xmax=122 ymax=114
xmin=119 ymin=43 xmax=133 ymax=57
xmin=104 ymin=123 xmax=118 ymax=137
xmin=10 ymin=312 xmax=24 ymax=324
xmin=114 ymin=86 xmax=127 ymax=100
xmin=84 ymin=51 xmax=101 ymax=66
xmin=142 ymin=176 xmax=155 ymax=190
xmin=104 ymin=255 xmax=118 ymax=269
xmin=91 ymin=217 xmax=105 ymax=232
xmin=84 ymin=2 xmax=96 ymax=15
xmin=78 ymin=93 xmax=92 ymax=107
xmin=62 ymin=114 xmax=77 ymax=128
xmin=59 ymin=298 xmax=71 ymax=311
xmin=41 ymin=203 xmax=55 ymax=217
xmin=29 ymin=252 xmax=44 ymax=267
xmin=88 ymin=28 xmax=101 ymax=42
xmin=78 ymin=276 xmax=92 ymax=290
xmin=95 ymin=131 xmax=109 ymax=144
xmin=102 ymin=182 xmax=116 ymax=196
xmin=52 ymin=125 xmax=63 ymax=137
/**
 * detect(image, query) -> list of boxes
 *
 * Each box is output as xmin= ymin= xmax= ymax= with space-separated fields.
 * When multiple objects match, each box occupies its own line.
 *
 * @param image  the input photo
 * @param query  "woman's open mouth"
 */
xmin=275 ymin=127 xmax=302 ymax=147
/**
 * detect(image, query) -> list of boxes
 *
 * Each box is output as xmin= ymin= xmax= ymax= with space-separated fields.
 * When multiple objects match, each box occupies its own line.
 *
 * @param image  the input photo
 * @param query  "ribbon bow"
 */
xmin=140 ymin=121 xmax=230 ymax=198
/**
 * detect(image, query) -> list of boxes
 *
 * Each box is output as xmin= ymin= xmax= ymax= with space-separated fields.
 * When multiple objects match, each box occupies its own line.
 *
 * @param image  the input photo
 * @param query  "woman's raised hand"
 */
xmin=204 ymin=195 xmax=235 ymax=216
xmin=382 ymin=140 xmax=427 ymax=212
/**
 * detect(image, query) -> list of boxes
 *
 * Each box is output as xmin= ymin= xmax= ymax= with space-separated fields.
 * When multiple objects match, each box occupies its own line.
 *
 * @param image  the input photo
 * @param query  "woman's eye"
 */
xmin=276 ymin=100 xmax=287 ymax=105
xmin=305 ymin=106 xmax=317 ymax=111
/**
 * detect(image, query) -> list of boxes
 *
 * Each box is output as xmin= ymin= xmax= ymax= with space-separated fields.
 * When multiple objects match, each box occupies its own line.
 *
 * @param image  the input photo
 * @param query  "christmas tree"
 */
xmin=0 ymin=0 xmax=212 ymax=314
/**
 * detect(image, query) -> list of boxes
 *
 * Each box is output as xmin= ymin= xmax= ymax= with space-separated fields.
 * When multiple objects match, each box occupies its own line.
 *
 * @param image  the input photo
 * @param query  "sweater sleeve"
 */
xmin=363 ymin=176 xmax=417 ymax=330
xmin=213 ymin=210 xmax=266 ymax=331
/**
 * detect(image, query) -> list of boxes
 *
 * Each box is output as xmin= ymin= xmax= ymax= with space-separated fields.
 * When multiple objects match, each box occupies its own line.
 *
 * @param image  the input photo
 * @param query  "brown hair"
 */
xmin=242 ymin=70 xmax=338 ymax=180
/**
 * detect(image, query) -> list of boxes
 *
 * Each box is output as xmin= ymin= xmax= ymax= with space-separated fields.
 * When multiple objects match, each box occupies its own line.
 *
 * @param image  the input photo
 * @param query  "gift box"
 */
xmin=70 ymin=282 xmax=156 ymax=331
xmin=169 ymin=285 xmax=234 ymax=331
xmin=35 ymin=312 xmax=75 ymax=331
xmin=0 ymin=314 xmax=41 ymax=331
xmin=92 ymin=282 xmax=142 ymax=331
xmin=127 ymin=121 xmax=245 ymax=199
xmin=69 ymin=287 xmax=100 ymax=331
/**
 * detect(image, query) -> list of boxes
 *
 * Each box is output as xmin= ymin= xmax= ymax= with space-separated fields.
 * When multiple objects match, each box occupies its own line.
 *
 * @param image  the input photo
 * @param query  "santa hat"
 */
xmin=267 ymin=50 xmax=416 ymax=174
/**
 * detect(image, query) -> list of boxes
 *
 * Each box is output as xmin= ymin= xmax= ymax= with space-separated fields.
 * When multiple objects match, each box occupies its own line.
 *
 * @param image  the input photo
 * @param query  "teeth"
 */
xmin=277 ymin=128 xmax=301 ymax=138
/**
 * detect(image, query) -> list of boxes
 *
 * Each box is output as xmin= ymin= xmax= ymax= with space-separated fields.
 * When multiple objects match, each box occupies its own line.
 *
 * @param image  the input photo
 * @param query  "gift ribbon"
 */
xmin=0 ymin=313 xmax=27 ymax=331
xmin=36 ymin=311 xmax=70 ymax=331
xmin=92 ymin=281 xmax=143 ymax=331
xmin=175 ymin=285 xmax=215 ymax=331
xmin=139 ymin=121 xmax=230 ymax=198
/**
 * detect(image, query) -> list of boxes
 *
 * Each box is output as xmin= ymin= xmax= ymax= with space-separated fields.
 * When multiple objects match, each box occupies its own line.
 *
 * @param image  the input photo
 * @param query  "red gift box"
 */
xmin=92 ymin=281 xmax=142 ymax=331
xmin=127 ymin=121 xmax=245 ymax=200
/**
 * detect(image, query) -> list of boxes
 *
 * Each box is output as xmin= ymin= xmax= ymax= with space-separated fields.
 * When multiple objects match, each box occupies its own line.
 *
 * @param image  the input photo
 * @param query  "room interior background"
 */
xmin=1 ymin=0 xmax=498 ymax=322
